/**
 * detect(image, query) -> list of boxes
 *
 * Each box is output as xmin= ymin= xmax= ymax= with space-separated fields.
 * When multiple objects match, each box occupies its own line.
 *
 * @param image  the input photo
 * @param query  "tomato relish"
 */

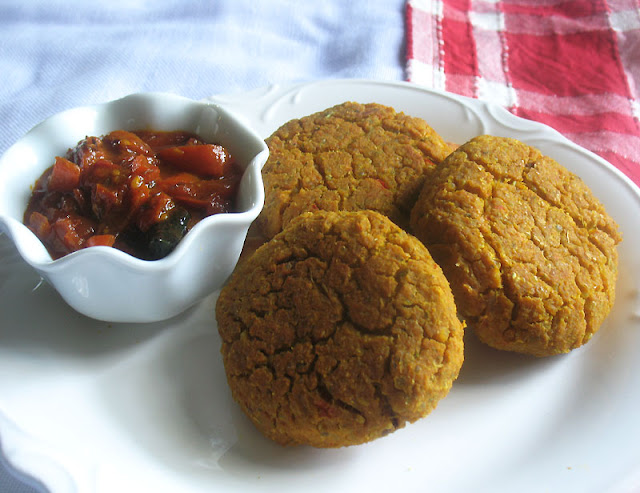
xmin=24 ymin=130 xmax=242 ymax=260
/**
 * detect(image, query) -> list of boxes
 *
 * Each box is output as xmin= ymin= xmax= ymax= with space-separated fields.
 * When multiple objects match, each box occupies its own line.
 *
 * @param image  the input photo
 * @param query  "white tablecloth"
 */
xmin=0 ymin=1 xmax=406 ymax=491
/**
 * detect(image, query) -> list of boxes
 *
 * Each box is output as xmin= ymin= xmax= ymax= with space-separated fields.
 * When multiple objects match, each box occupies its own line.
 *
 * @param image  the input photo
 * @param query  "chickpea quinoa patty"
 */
xmin=216 ymin=210 xmax=464 ymax=447
xmin=255 ymin=101 xmax=452 ymax=239
xmin=410 ymin=135 xmax=621 ymax=357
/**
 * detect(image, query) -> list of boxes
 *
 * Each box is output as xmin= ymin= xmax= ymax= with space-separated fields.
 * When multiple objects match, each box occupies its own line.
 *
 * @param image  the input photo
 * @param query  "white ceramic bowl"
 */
xmin=0 ymin=93 xmax=268 ymax=323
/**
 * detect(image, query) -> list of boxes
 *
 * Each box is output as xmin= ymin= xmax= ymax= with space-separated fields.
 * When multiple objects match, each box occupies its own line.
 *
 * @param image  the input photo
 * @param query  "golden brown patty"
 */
xmin=216 ymin=210 xmax=464 ymax=447
xmin=255 ymin=102 xmax=451 ymax=239
xmin=410 ymin=135 xmax=621 ymax=357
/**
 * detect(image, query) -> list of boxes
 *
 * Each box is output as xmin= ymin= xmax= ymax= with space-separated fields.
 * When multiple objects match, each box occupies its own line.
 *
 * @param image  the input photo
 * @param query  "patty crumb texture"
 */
xmin=256 ymin=101 xmax=452 ymax=239
xmin=216 ymin=210 xmax=464 ymax=447
xmin=410 ymin=135 xmax=621 ymax=357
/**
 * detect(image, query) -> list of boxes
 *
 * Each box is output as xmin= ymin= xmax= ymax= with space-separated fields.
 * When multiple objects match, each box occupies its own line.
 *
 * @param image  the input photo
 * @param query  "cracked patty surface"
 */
xmin=255 ymin=102 xmax=451 ymax=240
xmin=410 ymin=135 xmax=621 ymax=357
xmin=216 ymin=210 xmax=464 ymax=447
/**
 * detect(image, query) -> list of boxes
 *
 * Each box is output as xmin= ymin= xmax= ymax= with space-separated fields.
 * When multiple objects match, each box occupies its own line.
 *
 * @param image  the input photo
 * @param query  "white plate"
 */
xmin=1 ymin=79 xmax=639 ymax=493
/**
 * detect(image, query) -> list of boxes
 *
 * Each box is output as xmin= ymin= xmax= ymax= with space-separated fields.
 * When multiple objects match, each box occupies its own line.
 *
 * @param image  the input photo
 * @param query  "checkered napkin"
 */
xmin=405 ymin=0 xmax=640 ymax=187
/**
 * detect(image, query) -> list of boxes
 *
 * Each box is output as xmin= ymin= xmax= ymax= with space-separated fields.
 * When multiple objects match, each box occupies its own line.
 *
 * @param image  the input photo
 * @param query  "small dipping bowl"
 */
xmin=0 ymin=93 xmax=268 ymax=323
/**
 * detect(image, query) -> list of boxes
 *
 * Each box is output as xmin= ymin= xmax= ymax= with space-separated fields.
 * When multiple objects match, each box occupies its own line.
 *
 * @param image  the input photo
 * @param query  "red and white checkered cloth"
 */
xmin=405 ymin=0 xmax=640 ymax=186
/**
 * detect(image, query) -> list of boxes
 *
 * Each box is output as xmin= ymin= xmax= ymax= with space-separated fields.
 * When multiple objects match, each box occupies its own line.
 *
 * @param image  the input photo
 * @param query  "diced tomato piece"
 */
xmin=127 ymin=175 xmax=152 ymax=212
xmin=48 ymin=157 xmax=81 ymax=192
xmin=92 ymin=183 xmax=122 ymax=220
xmin=158 ymin=172 xmax=199 ymax=188
xmin=81 ymin=159 xmax=123 ymax=187
xmin=73 ymin=136 xmax=107 ymax=169
xmin=85 ymin=234 xmax=116 ymax=248
xmin=160 ymin=179 xmax=237 ymax=211
xmin=28 ymin=211 xmax=52 ymax=239
xmin=129 ymin=155 xmax=160 ymax=181
xmin=157 ymin=144 xmax=233 ymax=178
xmin=53 ymin=216 xmax=94 ymax=253
xmin=136 ymin=192 xmax=175 ymax=232
xmin=104 ymin=130 xmax=154 ymax=157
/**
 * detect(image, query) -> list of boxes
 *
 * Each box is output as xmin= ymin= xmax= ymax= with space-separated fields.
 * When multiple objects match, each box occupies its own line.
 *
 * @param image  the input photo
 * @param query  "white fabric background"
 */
xmin=0 ymin=1 xmax=407 ymax=491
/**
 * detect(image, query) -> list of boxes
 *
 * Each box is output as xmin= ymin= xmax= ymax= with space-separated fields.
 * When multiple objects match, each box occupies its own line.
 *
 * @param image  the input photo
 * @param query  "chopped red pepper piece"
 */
xmin=86 ymin=234 xmax=116 ymax=248
xmin=48 ymin=157 xmax=81 ymax=192
xmin=52 ymin=216 xmax=94 ymax=253
xmin=157 ymin=144 xmax=233 ymax=178
xmin=104 ymin=130 xmax=153 ymax=157
xmin=136 ymin=192 xmax=175 ymax=232
xmin=27 ymin=211 xmax=52 ymax=239
xmin=91 ymin=183 xmax=123 ymax=220
xmin=159 ymin=177 xmax=237 ymax=211
xmin=129 ymin=155 xmax=160 ymax=181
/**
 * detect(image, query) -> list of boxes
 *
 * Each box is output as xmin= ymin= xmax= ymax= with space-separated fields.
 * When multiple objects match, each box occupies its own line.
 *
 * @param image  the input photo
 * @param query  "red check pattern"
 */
xmin=406 ymin=0 xmax=640 ymax=186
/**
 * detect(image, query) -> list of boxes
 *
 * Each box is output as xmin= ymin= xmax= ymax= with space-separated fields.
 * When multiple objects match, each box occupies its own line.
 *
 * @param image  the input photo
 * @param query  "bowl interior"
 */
xmin=0 ymin=93 xmax=268 ymax=263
